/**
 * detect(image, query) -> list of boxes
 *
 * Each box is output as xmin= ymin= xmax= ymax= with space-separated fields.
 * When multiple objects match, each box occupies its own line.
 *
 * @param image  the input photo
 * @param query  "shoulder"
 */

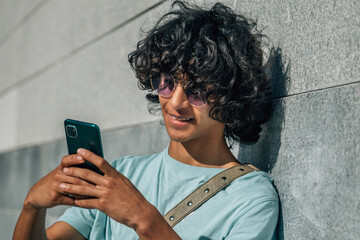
xmin=228 ymin=170 xmax=279 ymax=203
xmin=224 ymin=171 xmax=279 ymax=235
xmin=225 ymin=171 xmax=279 ymax=239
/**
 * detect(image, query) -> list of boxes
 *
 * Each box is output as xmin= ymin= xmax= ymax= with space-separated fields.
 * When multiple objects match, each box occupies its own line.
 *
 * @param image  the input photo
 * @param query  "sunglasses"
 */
xmin=150 ymin=73 xmax=207 ymax=107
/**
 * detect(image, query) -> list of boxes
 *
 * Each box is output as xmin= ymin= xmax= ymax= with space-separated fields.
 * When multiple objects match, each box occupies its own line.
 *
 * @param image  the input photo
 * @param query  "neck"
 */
xmin=168 ymin=137 xmax=239 ymax=169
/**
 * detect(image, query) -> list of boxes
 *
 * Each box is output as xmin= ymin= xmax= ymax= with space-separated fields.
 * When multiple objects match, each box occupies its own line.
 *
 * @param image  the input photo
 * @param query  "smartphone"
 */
xmin=64 ymin=119 xmax=104 ymax=176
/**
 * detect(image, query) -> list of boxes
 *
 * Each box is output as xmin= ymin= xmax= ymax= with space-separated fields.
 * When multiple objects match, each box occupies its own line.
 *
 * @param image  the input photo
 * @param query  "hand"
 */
xmin=59 ymin=148 xmax=155 ymax=231
xmin=24 ymin=154 xmax=94 ymax=211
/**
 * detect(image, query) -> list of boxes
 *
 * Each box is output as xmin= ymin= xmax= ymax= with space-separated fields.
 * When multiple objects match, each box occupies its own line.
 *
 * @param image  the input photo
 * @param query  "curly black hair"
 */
xmin=128 ymin=1 xmax=272 ymax=146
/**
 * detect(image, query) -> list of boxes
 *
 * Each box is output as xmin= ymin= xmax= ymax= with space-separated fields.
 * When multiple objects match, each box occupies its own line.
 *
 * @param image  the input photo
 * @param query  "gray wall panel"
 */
xmin=234 ymin=0 xmax=360 ymax=96
xmin=102 ymin=121 xmax=169 ymax=161
xmin=239 ymin=83 xmax=360 ymax=239
xmin=0 ymin=90 xmax=18 ymax=151
xmin=0 ymin=0 xmax=164 ymax=93
xmin=0 ymin=210 xmax=21 ymax=240
xmin=0 ymin=0 xmax=44 ymax=40
xmin=1 ymin=5 xmax=169 ymax=152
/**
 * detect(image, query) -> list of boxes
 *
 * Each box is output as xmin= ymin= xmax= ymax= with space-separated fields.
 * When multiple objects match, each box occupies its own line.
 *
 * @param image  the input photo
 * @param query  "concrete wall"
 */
xmin=0 ymin=0 xmax=359 ymax=239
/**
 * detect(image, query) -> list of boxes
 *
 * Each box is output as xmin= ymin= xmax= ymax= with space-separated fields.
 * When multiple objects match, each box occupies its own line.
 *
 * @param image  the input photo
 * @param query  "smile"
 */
xmin=170 ymin=114 xmax=193 ymax=121
xmin=168 ymin=114 xmax=194 ymax=125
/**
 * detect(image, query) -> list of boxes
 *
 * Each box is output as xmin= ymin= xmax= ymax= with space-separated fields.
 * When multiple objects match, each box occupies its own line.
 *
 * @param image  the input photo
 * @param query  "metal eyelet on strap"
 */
xmin=164 ymin=164 xmax=255 ymax=228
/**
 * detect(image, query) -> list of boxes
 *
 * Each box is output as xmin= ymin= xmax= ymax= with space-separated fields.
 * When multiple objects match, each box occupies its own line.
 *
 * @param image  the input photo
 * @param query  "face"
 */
xmin=158 ymin=74 xmax=225 ymax=144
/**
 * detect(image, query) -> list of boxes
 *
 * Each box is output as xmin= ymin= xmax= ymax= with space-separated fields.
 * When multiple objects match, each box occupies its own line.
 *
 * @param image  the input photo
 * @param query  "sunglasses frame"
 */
xmin=150 ymin=73 xmax=207 ymax=107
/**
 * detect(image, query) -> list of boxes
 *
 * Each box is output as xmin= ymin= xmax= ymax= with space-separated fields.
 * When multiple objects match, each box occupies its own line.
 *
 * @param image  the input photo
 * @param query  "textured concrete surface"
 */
xmin=14 ymin=11 xmax=160 ymax=149
xmin=102 ymin=121 xmax=169 ymax=161
xmin=0 ymin=1 xmax=167 ymax=153
xmin=0 ymin=121 xmax=168 ymax=239
xmin=0 ymin=0 xmax=44 ymax=40
xmin=0 ymin=0 xmax=163 ymax=93
xmin=240 ymin=83 xmax=360 ymax=239
xmin=0 ymin=90 xmax=18 ymax=151
xmin=234 ymin=0 xmax=360 ymax=97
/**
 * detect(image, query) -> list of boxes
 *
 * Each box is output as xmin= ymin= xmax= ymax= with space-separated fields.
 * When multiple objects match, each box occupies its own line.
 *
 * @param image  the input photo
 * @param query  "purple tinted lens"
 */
xmin=187 ymin=91 xmax=206 ymax=106
xmin=153 ymin=73 xmax=174 ymax=97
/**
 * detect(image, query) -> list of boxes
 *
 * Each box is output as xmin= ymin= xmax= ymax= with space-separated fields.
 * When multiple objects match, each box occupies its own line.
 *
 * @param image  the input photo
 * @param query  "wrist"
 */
xmin=23 ymin=196 xmax=43 ymax=213
xmin=134 ymin=204 xmax=181 ymax=240
xmin=133 ymin=204 xmax=157 ymax=234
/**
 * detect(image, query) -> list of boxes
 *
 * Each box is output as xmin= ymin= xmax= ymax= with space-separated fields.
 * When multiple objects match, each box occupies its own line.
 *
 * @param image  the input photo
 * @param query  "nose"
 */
xmin=168 ymin=85 xmax=191 ymax=109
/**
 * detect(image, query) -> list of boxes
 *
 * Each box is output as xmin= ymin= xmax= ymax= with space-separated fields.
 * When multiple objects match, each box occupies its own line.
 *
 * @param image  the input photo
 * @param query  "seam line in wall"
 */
xmin=270 ymin=81 xmax=360 ymax=101
xmin=0 ymin=0 xmax=49 ymax=47
xmin=0 ymin=119 xmax=162 ymax=155
xmin=0 ymin=0 xmax=168 ymax=99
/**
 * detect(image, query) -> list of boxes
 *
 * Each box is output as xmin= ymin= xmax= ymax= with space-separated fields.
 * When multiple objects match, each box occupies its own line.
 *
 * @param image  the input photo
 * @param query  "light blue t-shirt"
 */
xmin=57 ymin=147 xmax=279 ymax=239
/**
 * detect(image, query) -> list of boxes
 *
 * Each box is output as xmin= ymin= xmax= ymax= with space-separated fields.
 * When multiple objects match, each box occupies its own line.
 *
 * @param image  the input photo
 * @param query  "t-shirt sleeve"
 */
xmin=55 ymin=206 xmax=97 ymax=238
xmin=226 ymin=200 xmax=279 ymax=240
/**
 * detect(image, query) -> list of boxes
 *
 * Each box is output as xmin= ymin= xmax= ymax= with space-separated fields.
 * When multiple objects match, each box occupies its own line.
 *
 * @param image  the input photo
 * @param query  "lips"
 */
xmin=167 ymin=113 xmax=194 ymax=126
xmin=170 ymin=114 xmax=193 ymax=121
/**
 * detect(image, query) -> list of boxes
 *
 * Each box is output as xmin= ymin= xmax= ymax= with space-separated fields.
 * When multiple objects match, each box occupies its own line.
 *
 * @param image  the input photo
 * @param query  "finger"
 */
xmin=62 ymin=174 xmax=95 ymax=187
xmin=60 ymin=154 xmax=85 ymax=168
xmin=57 ymin=195 xmax=77 ymax=206
xmin=58 ymin=183 xmax=102 ymax=198
xmin=63 ymin=166 xmax=105 ymax=185
xmin=74 ymin=198 xmax=98 ymax=209
xmin=77 ymin=148 xmax=113 ymax=176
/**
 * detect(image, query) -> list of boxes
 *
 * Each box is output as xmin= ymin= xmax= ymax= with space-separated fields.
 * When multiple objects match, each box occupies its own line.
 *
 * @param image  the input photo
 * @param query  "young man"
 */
xmin=14 ymin=1 xmax=279 ymax=239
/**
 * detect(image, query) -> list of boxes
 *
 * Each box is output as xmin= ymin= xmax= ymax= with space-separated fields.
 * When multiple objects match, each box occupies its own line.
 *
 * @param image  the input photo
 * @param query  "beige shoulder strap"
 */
xmin=164 ymin=164 xmax=259 ymax=228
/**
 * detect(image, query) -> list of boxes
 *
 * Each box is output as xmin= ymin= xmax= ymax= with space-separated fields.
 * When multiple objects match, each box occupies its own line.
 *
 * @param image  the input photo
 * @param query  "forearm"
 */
xmin=13 ymin=201 xmax=47 ymax=240
xmin=134 ymin=205 xmax=181 ymax=240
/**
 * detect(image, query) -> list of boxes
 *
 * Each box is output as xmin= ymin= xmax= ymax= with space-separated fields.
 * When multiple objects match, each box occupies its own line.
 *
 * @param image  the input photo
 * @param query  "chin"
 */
xmin=164 ymin=121 xmax=193 ymax=142
xmin=166 ymin=129 xmax=193 ymax=143
xmin=168 ymin=133 xmax=190 ymax=143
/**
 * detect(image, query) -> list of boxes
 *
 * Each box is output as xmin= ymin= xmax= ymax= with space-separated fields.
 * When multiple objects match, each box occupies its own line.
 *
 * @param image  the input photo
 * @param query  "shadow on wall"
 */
xmin=238 ymin=47 xmax=290 ymax=240
xmin=238 ymin=47 xmax=290 ymax=171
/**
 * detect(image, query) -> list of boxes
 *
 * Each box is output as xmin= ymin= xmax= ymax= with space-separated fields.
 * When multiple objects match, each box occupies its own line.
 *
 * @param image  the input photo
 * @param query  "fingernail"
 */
xmin=77 ymin=148 xmax=85 ymax=155
xmin=59 ymin=183 xmax=66 ymax=189
xmin=76 ymin=156 xmax=83 ymax=161
xmin=63 ymin=167 xmax=69 ymax=173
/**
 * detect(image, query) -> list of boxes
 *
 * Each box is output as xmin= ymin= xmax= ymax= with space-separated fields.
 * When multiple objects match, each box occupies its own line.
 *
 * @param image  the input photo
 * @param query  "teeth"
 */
xmin=171 ymin=115 xmax=191 ymax=121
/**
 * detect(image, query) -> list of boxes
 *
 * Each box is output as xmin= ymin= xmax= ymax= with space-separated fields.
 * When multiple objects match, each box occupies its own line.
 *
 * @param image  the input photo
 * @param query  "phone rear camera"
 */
xmin=66 ymin=125 xmax=77 ymax=138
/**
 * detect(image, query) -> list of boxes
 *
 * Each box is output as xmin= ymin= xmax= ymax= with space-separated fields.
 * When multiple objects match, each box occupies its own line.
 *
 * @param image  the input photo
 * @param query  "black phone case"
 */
xmin=64 ymin=119 xmax=104 ymax=175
